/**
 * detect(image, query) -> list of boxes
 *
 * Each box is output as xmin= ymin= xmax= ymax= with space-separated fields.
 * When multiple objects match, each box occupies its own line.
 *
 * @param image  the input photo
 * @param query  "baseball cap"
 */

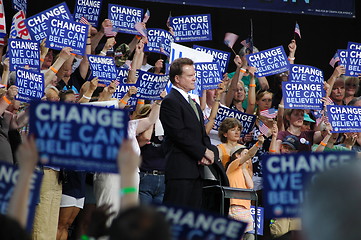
xmin=304 ymin=113 xmax=315 ymax=123
xmin=230 ymin=145 xmax=247 ymax=157
xmin=281 ymin=135 xmax=300 ymax=150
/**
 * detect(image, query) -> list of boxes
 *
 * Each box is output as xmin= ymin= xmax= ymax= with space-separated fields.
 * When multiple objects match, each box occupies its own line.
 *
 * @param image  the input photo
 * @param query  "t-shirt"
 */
xmin=277 ymin=130 xmax=315 ymax=152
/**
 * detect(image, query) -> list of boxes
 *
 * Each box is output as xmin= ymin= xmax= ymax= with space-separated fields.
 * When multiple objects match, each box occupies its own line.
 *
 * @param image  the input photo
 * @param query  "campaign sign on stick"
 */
xmin=46 ymin=18 xmax=88 ymax=55
xmin=288 ymin=64 xmax=324 ymax=83
xmin=246 ymin=46 xmax=290 ymax=77
xmin=326 ymin=105 xmax=361 ymax=133
xmin=156 ymin=204 xmax=247 ymax=240
xmin=193 ymin=45 xmax=231 ymax=74
xmin=338 ymin=49 xmax=348 ymax=67
xmin=144 ymin=28 xmax=174 ymax=56
xmin=171 ymin=14 xmax=212 ymax=42
xmin=116 ymin=67 xmax=129 ymax=84
xmin=8 ymin=39 xmax=40 ymax=71
xmin=73 ymin=0 xmax=102 ymax=27
xmin=29 ymin=101 xmax=129 ymax=173
xmin=88 ymin=54 xmax=117 ymax=85
xmin=9 ymin=10 xmax=31 ymax=40
xmin=15 ymin=69 xmax=44 ymax=103
xmin=0 ymin=162 xmax=43 ymax=232
xmin=12 ymin=0 xmax=27 ymax=15
xmin=195 ymin=62 xmax=222 ymax=90
xmin=345 ymin=42 xmax=361 ymax=77
xmin=108 ymin=4 xmax=143 ymax=35
xmin=213 ymin=105 xmax=256 ymax=134
xmin=24 ymin=2 xmax=72 ymax=42
xmin=112 ymin=83 xmax=139 ymax=110
xmin=282 ymin=82 xmax=324 ymax=110
xmin=136 ymin=70 xmax=169 ymax=100
xmin=262 ymin=151 xmax=356 ymax=218
xmin=249 ymin=206 xmax=264 ymax=235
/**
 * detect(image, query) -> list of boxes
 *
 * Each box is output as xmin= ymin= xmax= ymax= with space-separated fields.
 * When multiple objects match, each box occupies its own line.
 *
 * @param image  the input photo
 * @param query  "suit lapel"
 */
xmin=171 ymin=89 xmax=202 ymax=123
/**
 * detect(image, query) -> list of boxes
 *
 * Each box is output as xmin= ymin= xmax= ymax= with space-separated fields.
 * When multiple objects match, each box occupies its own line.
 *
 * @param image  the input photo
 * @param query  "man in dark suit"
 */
xmin=160 ymin=57 xmax=216 ymax=208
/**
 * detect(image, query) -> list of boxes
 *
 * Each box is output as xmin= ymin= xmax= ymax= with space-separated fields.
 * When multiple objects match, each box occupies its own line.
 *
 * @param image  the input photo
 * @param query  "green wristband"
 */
xmin=120 ymin=187 xmax=137 ymax=196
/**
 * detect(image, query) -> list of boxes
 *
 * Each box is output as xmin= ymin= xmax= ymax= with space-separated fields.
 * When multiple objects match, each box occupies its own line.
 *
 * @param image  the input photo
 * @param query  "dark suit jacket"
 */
xmin=160 ymin=89 xmax=216 ymax=181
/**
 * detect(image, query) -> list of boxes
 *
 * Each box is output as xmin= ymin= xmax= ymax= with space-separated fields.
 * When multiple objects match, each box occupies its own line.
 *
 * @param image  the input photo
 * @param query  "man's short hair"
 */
xmin=169 ymin=58 xmax=194 ymax=84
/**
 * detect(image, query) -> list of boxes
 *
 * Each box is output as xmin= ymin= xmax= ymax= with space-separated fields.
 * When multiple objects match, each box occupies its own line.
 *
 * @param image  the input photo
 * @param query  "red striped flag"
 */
xmin=143 ymin=9 xmax=150 ymax=23
xmin=258 ymin=120 xmax=270 ymax=136
xmin=0 ymin=0 xmax=7 ymax=43
xmin=135 ymin=22 xmax=147 ymax=37
xmin=79 ymin=16 xmax=89 ymax=25
xmin=224 ymin=32 xmax=238 ymax=49
xmin=260 ymin=108 xmax=278 ymax=119
xmin=166 ymin=12 xmax=172 ymax=28
xmin=329 ymin=52 xmax=340 ymax=68
xmin=294 ymin=22 xmax=301 ymax=39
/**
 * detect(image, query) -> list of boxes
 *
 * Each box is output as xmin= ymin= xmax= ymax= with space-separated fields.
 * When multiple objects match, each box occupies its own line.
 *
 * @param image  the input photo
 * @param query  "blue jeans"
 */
xmin=138 ymin=172 xmax=165 ymax=204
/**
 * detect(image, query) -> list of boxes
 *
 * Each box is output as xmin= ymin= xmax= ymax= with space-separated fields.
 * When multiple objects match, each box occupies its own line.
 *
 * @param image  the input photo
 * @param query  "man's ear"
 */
xmin=174 ymin=75 xmax=180 ymax=84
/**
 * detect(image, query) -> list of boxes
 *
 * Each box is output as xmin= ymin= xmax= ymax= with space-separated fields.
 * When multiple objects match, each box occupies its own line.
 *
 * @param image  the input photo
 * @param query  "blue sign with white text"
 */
xmin=116 ymin=67 xmax=129 ymax=84
xmin=247 ymin=46 xmax=290 ymax=78
xmin=88 ymin=54 xmax=117 ymax=85
xmin=193 ymin=45 xmax=231 ymax=74
xmin=326 ymin=105 xmax=361 ymax=133
xmin=24 ymin=2 xmax=73 ymax=42
xmin=262 ymin=151 xmax=356 ymax=218
xmin=345 ymin=42 xmax=361 ymax=77
xmin=8 ymin=39 xmax=40 ymax=71
xmin=282 ymin=82 xmax=324 ymax=110
xmin=289 ymin=64 xmax=324 ymax=83
xmin=171 ymin=14 xmax=212 ymax=42
xmin=144 ymin=28 xmax=174 ymax=57
xmin=112 ymin=83 xmax=139 ymax=110
xmin=29 ymin=101 xmax=129 ymax=173
xmin=46 ymin=18 xmax=88 ymax=55
xmin=249 ymin=206 xmax=264 ymax=236
xmin=108 ymin=4 xmax=143 ymax=35
xmin=73 ymin=0 xmax=102 ymax=27
xmin=15 ymin=69 xmax=44 ymax=103
xmin=195 ymin=62 xmax=222 ymax=90
xmin=338 ymin=49 xmax=348 ymax=67
xmin=136 ymin=70 xmax=169 ymax=100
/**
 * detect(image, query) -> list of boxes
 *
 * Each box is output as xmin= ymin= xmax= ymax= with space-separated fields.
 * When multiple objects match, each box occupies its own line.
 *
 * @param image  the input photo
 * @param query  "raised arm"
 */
xmin=288 ymin=39 xmax=297 ymax=64
xmin=44 ymin=47 xmax=73 ymax=87
xmin=0 ymin=85 xmax=17 ymax=114
xmin=245 ymin=66 xmax=257 ymax=114
xmin=205 ymin=82 xmax=225 ymax=134
xmin=78 ymin=77 xmax=99 ymax=103
xmin=118 ymin=86 xmax=137 ymax=109
xmin=326 ymin=65 xmax=345 ymax=97
xmin=225 ymin=55 xmax=245 ymax=107
xmin=127 ymin=38 xmax=145 ymax=84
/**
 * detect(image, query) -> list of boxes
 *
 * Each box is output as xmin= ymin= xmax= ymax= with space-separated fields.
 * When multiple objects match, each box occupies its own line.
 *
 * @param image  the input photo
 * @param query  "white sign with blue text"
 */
xmin=171 ymin=14 xmax=212 ymax=42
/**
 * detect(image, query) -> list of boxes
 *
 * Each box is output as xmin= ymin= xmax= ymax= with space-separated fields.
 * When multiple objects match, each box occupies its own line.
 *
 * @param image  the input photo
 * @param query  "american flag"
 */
xmin=260 ymin=108 xmax=278 ymax=119
xmin=166 ymin=12 xmax=172 ymax=28
xmin=329 ymin=52 xmax=340 ymax=68
xmin=104 ymin=26 xmax=117 ymax=37
xmin=143 ymin=9 xmax=150 ymax=23
xmin=241 ymin=36 xmax=253 ymax=53
xmin=294 ymin=22 xmax=301 ymax=39
xmin=258 ymin=120 xmax=270 ymax=136
xmin=79 ymin=17 xmax=89 ymax=25
xmin=224 ymin=32 xmax=238 ymax=49
xmin=135 ymin=22 xmax=147 ymax=37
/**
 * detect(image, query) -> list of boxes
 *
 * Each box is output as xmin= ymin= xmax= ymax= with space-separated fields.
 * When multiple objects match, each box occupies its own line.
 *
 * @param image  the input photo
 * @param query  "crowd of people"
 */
xmin=0 ymin=5 xmax=361 ymax=240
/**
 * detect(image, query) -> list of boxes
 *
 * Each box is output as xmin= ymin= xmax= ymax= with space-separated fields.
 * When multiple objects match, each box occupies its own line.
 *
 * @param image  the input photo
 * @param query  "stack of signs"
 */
xmin=144 ymin=28 xmax=174 ymax=56
xmin=193 ymin=45 xmax=231 ymax=74
xmin=262 ymin=151 xmax=356 ymax=218
xmin=195 ymin=62 xmax=222 ymax=90
xmin=213 ymin=105 xmax=256 ymax=135
xmin=170 ymin=14 xmax=212 ymax=42
xmin=246 ymin=46 xmax=290 ymax=77
xmin=345 ymin=42 xmax=361 ymax=77
xmin=88 ymin=54 xmax=117 ymax=85
xmin=46 ymin=18 xmax=88 ymax=55
xmin=29 ymin=101 xmax=129 ymax=173
xmin=282 ymin=64 xmax=325 ymax=110
xmin=15 ymin=69 xmax=44 ymax=103
xmin=112 ymin=82 xmax=140 ymax=110
xmin=0 ymin=162 xmax=43 ymax=232
xmin=108 ymin=4 xmax=143 ymax=35
xmin=136 ymin=70 xmax=169 ymax=100
xmin=24 ymin=3 xmax=72 ymax=42
xmin=156 ymin=204 xmax=247 ymax=240
xmin=326 ymin=105 xmax=361 ymax=133
xmin=8 ymin=39 xmax=40 ymax=72
xmin=73 ymin=0 xmax=102 ymax=27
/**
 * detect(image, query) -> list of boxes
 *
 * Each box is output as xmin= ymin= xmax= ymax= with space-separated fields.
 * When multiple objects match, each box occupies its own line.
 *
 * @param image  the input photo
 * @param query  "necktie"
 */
xmin=188 ymin=95 xmax=200 ymax=121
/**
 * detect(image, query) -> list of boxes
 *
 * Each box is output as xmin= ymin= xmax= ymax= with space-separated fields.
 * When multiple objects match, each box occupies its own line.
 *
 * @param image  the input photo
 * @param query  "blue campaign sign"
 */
xmin=88 ymin=54 xmax=117 ymax=85
xmin=136 ymin=70 xmax=169 ymax=100
xmin=73 ymin=0 xmax=102 ymax=27
xmin=213 ymin=105 xmax=256 ymax=135
xmin=15 ymin=69 xmax=44 ymax=103
xmin=116 ymin=67 xmax=129 ymax=84
xmin=338 ymin=49 xmax=348 ymax=67
xmin=289 ymin=64 xmax=324 ymax=83
xmin=193 ymin=45 xmax=231 ymax=74
xmin=112 ymin=83 xmax=139 ymax=110
xmin=108 ymin=4 xmax=143 ymax=35
xmin=46 ymin=18 xmax=88 ymax=55
xmin=24 ymin=2 xmax=73 ymax=42
xmin=262 ymin=151 xmax=357 ymax=218
xmin=195 ymin=62 xmax=222 ymax=91
xmin=144 ymin=28 xmax=174 ymax=57
xmin=247 ymin=46 xmax=290 ymax=78
xmin=171 ymin=14 xmax=212 ymax=42
xmin=0 ymin=162 xmax=43 ymax=232
xmin=29 ymin=101 xmax=129 ymax=173
xmin=12 ymin=0 xmax=27 ymax=14
xmin=8 ymin=39 xmax=40 ymax=72
xmin=249 ymin=206 xmax=264 ymax=236
xmin=156 ymin=204 xmax=247 ymax=240
xmin=345 ymin=42 xmax=361 ymax=77
xmin=282 ymin=82 xmax=324 ymax=110
xmin=326 ymin=105 xmax=361 ymax=133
